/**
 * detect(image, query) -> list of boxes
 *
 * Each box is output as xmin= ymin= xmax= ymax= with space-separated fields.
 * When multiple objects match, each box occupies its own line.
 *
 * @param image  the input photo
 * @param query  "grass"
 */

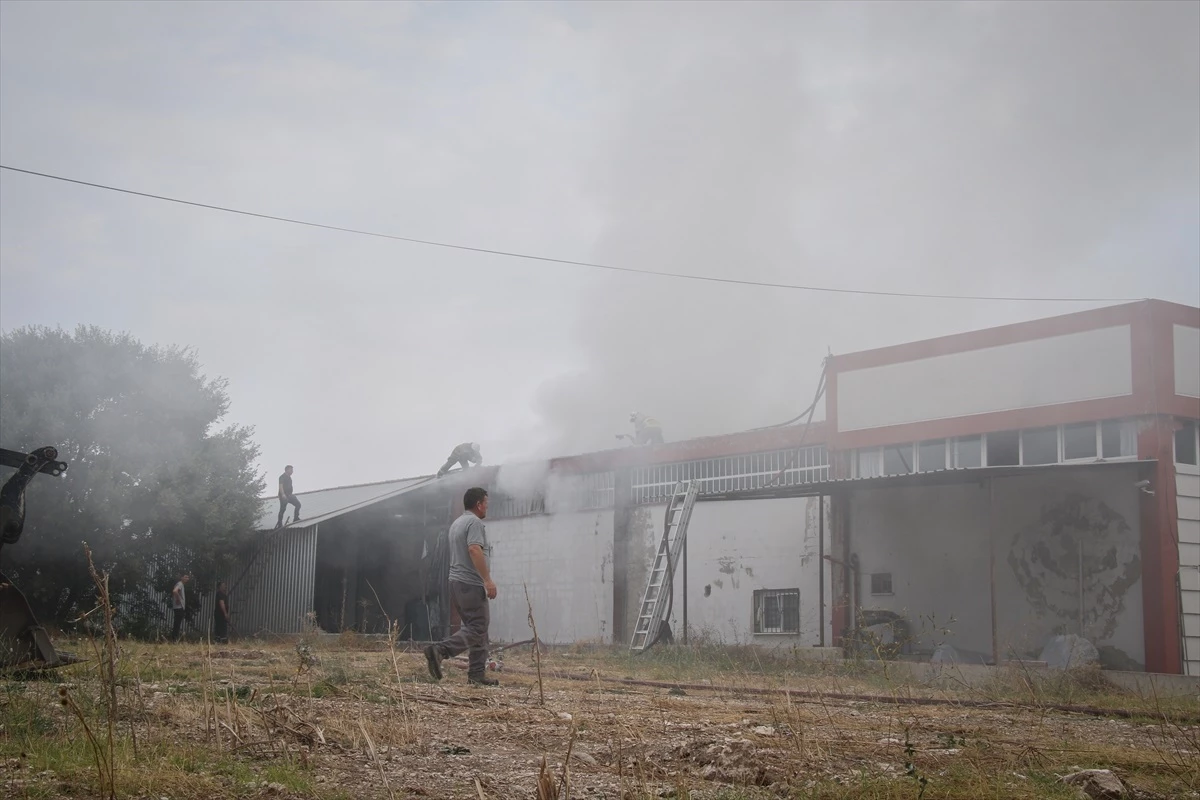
xmin=0 ymin=636 xmax=1196 ymax=799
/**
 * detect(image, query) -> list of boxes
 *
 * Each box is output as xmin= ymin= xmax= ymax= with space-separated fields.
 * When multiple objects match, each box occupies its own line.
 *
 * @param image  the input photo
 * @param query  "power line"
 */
xmin=0 ymin=164 xmax=1142 ymax=304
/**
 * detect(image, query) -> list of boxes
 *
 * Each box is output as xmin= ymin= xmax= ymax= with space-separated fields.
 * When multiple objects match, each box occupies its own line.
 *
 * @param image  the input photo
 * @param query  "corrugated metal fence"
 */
xmin=230 ymin=525 xmax=319 ymax=636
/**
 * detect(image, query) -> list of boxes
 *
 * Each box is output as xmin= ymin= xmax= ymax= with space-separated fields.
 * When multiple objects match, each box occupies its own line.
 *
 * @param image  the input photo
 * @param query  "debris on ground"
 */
xmin=1060 ymin=768 xmax=1128 ymax=799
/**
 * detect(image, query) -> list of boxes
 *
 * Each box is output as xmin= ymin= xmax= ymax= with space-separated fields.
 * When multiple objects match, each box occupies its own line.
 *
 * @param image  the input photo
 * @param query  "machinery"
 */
xmin=0 ymin=445 xmax=78 ymax=670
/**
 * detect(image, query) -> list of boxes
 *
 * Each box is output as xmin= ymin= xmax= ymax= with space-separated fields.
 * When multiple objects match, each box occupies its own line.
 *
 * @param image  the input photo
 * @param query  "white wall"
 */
xmin=850 ymin=468 xmax=1145 ymax=668
xmin=850 ymin=484 xmax=994 ymax=661
xmin=485 ymin=510 xmax=614 ymax=645
xmin=632 ymin=497 xmax=832 ymax=648
xmin=1174 ymin=325 xmax=1200 ymax=399
xmin=1177 ymin=465 xmax=1200 ymax=676
xmin=836 ymin=325 xmax=1133 ymax=432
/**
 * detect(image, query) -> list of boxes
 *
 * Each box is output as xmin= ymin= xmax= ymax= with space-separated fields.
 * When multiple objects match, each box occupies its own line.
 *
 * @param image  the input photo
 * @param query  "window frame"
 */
xmin=852 ymin=420 xmax=1145 ymax=477
xmin=752 ymin=588 xmax=801 ymax=635
xmin=869 ymin=572 xmax=894 ymax=596
xmin=916 ymin=439 xmax=949 ymax=473
xmin=1176 ymin=419 xmax=1200 ymax=468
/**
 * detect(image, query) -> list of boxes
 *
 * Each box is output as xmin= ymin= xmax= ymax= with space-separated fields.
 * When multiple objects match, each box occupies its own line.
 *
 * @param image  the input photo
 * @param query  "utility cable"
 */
xmin=0 ymin=164 xmax=1144 ymax=304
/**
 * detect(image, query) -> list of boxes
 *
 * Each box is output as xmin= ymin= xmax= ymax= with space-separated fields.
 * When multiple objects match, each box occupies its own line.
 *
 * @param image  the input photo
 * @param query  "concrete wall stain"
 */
xmin=1007 ymin=492 xmax=1140 ymax=641
xmin=717 ymin=557 xmax=737 ymax=575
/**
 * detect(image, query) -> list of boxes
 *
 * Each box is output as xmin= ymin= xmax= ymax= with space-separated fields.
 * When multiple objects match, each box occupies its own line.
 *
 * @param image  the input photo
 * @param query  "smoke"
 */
xmin=493 ymin=459 xmax=551 ymax=502
xmin=524 ymin=2 xmax=1200 ymax=457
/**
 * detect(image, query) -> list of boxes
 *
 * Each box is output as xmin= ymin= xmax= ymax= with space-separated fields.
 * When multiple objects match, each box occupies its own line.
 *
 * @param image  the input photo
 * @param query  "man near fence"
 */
xmin=213 ymin=581 xmax=231 ymax=644
xmin=171 ymin=573 xmax=191 ymax=641
xmin=424 ymin=487 xmax=497 ymax=686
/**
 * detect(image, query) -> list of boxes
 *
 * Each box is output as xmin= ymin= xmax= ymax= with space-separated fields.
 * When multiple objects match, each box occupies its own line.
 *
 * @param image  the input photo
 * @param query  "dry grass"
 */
xmin=0 ymin=637 xmax=1196 ymax=799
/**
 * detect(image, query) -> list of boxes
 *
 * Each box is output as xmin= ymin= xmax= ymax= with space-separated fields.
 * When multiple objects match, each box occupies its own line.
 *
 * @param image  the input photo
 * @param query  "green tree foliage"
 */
xmin=0 ymin=325 xmax=264 ymax=628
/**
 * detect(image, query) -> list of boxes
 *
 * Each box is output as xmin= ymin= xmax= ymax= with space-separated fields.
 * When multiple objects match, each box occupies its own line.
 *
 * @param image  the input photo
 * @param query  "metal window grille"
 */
xmin=753 ymin=588 xmax=800 ymax=634
xmin=631 ymin=446 xmax=828 ymax=504
xmin=870 ymin=572 xmax=893 ymax=595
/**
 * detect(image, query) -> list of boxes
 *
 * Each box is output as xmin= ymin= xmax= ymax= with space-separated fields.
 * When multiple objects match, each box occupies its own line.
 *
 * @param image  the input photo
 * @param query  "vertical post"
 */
xmin=989 ymin=479 xmax=998 ymax=666
xmin=682 ymin=535 xmax=689 ymax=645
xmin=818 ymin=494 xmax=826 ymax=647
xmin=1078 ymin=536 xmax=1085 ymax=636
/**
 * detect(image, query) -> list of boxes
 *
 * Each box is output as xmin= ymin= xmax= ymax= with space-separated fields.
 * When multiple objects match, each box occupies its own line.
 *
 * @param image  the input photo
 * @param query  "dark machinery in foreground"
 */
xmin=0 ymin=445 xmax=78 ymax=670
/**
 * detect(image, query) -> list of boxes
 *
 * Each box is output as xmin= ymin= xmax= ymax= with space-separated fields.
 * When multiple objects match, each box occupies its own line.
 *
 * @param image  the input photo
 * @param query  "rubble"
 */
xmin=1059 ymin=769 xmax=1127 ymax=799
xmin=1040 ymin=635 xmax=1100 ymax=670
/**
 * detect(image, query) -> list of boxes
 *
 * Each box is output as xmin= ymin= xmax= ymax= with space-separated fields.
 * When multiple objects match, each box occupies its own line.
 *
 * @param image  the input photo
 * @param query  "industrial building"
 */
xmin=224 ymin=299 xmax=1200 ymax=675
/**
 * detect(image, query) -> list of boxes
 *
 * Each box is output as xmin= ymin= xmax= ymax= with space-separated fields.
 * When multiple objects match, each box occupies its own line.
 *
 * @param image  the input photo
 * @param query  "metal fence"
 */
xmin=631 ymin=446 xmax=829 ymax=504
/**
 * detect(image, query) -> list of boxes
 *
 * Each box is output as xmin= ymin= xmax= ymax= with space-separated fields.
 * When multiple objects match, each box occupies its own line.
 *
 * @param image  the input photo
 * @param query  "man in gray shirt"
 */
xmin=425 ymin=487 xmax=498 ymax=686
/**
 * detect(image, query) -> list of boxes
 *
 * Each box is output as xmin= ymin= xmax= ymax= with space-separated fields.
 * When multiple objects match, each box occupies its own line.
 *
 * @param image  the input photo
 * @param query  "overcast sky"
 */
xmin=1 ymin=1 xmax=1197 ymax=491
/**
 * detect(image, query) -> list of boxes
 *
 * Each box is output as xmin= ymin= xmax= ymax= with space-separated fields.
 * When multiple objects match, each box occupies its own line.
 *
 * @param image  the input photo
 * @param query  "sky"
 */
xmin=1 ymin=0 xmax=1197 ymax=491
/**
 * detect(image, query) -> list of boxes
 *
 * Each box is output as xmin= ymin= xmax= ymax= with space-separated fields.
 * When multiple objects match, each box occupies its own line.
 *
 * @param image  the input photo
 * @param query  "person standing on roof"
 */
xmin=276 ymin=465 xmax=301 ymax=528
xmin=424 ymin=487 xmax=498 ymax=686
xmin=437 ymin=442 xmax=482 ymax=478
xmin=628 ymin=413 xmax=664 ymax=445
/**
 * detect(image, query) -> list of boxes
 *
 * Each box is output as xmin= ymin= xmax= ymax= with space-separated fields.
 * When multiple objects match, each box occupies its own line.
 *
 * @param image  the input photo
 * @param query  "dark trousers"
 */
xmin=277 ymin=494 xmax=301 ymax=526
xmin=435 ymin=581 xmax=490 ymax=677
xmin=437 ymin=457 xmax=470 ymax=477
xmin=172 ymin=609 xmax=186 ymax=641
xmin=213 ymin=615 xmax=229 ymax=644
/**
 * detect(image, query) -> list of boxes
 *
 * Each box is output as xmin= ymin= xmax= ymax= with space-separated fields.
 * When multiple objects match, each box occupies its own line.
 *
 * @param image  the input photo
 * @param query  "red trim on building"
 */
xmin=826 ymin=300 xmax=1200 ymax=450
xmin=829 ymin=300 xmax=1195 ymax=374
xmin=547 ymin=423 xmax=830 ymax=474
xmin=833 ymin=397 xmax=1142 ymax=451
xmin=1138 ymin=416 xmax=1183 ymax=674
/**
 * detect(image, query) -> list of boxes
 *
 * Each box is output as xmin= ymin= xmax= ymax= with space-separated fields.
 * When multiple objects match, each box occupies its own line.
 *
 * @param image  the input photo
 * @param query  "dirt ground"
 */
xmin=1 ymin=638 xmax=1198 ymax=799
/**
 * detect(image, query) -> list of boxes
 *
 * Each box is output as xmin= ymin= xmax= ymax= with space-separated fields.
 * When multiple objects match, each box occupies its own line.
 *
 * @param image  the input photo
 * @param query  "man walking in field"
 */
xmin=424 ymin=487 xmax=498 ymax=686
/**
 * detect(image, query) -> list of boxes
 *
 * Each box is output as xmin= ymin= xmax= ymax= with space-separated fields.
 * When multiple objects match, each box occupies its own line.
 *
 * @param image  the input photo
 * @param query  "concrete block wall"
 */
xmin=485 ymin=509 xmax=614 ymax=644
xmin=633 ymin=497 xmax=832 ymax=648
xmin=850 ymin=466 xmax=1146 ymax=669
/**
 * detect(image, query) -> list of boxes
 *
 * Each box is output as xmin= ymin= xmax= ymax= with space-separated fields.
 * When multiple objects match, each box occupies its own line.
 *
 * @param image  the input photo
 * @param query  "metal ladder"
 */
xmin=630 ymin=480 xmax=699 ymax=652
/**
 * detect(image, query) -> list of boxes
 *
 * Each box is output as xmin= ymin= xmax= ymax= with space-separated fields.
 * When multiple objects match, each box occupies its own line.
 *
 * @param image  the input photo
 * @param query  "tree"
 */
xmin=0 ymin=325 xmax=265 ymax=629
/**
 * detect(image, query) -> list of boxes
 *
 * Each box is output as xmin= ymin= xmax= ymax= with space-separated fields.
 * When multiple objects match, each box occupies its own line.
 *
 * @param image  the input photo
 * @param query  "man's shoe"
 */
xmin=424 ymin=645 xmax=443 ymax=681
xmin=468 ymin=675 xmax=499 ymax=687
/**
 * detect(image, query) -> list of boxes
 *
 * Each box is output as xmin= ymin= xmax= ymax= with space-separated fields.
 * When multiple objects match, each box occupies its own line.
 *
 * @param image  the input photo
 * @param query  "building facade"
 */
xmin=228 ymin=300 xmax=1199 ymax=675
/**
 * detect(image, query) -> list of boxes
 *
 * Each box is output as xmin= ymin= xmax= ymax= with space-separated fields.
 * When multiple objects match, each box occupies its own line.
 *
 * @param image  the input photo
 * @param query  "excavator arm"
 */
xmin=0 ymin=445 xmax=77 ymax=671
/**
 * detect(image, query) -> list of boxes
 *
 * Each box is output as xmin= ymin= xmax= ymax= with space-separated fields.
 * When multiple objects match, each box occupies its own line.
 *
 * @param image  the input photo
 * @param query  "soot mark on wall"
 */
xmin=1008 ymin=492 xmax=1139 ymax=640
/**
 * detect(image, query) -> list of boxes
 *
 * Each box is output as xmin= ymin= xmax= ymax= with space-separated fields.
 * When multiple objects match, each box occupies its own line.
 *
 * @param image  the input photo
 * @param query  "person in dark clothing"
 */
xmin=171 ymin=573 xmax=191 ymax=642
xmin=436 ymin=443 xmax=483 ymax=478
xmin=424 ymin=487 xmax=497 ymax=686
xmin=276 ymin=465 xmax=301 ymax=528
xmin=213 ymin=581 xmax=230 ymax=644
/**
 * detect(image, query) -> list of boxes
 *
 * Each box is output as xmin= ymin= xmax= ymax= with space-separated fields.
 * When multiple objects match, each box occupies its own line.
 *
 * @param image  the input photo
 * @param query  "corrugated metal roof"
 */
xmin=256 ymin=475 xmax=435 ymax=531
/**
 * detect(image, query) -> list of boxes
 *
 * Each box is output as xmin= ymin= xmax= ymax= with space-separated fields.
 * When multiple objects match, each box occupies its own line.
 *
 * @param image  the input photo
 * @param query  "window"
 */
xmin=753 ymin=589 xmax=800 ymax=634
xmin=856 ymin=448 xmax=882 ymax=478
xmin=987 ymin=430 xmax=1020 ymax=466
xmin=883 ymin=444 xmax=914 ymax=475
xmin=917 ymin=440 xmax=947 ymax=472
xmin=1177 ymin=420 xmax=1199 ymax=467
xmin=1101 ymin=420 xmax=1137 ymax=459
xmin=1063 ymin=422 xmax=1098 ymax=461
xmin=954 ymin=436 xmax=983 ymax=468
xmin=870 ymin=572 xmax=893 ymax=595
xmin=1021 ymin=427 xmax=1059 ymax=465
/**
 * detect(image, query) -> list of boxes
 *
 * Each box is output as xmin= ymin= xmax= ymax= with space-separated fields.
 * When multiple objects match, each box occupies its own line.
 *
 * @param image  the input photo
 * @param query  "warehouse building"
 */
xmin=226 ymin=299 xmax=1199 ymax=675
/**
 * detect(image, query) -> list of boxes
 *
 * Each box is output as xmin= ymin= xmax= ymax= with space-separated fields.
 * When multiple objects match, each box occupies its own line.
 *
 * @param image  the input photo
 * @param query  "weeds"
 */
xmin=902 ymin=726 xmax=929 ymax=799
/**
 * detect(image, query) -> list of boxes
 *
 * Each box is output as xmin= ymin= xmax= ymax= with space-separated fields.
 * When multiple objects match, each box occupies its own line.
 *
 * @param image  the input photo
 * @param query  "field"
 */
xmin=1 ymin=635 xmax=1198 ymax=799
